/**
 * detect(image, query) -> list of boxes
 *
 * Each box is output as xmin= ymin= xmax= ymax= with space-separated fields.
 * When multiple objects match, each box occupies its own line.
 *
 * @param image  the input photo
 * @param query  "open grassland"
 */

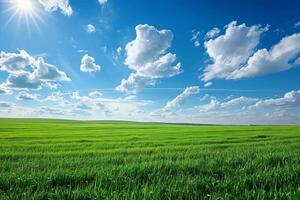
xmin=0 ymin=119 xmax=300 ymax=199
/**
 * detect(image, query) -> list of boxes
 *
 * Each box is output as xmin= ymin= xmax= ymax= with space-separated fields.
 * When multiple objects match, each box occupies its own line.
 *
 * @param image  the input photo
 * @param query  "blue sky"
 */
xmin=0 ymin=0 xmax=300 ymax=124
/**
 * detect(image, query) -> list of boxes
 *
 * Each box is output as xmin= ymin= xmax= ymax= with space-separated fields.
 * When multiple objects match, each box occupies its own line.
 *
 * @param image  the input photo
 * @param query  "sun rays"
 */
xmin=2 ymin=0 xmax=44 ymax=32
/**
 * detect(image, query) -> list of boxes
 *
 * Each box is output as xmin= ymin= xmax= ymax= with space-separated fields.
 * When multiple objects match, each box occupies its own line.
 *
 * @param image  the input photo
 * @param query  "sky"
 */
xmin=0 ymin=0 xmax=300 ymax=125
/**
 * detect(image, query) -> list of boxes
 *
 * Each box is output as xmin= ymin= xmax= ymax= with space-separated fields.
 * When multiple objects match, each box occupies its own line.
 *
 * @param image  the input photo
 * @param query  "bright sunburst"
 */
xmin=14 ymin=0 xmax=34 ymax=12
xmin=3 ymin=0 xmax=43 ymax=31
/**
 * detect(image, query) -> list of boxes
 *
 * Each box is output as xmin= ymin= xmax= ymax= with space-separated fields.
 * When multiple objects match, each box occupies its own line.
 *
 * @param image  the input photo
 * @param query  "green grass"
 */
xmin=0 ymin=119 xmax=300 ymax=200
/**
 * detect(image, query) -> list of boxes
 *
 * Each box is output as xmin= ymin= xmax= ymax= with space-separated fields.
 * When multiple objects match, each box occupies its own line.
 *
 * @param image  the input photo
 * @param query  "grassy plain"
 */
xmin=0 ymin=119 xmax=300 ymax=199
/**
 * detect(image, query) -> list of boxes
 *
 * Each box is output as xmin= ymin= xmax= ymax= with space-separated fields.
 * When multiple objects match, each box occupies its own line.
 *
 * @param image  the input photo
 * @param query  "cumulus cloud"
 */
xmin=202 ymin=21 xmax=269 ymax=82
xmin=80 ymin=54 xmax=101 ymax=73
xmin=197 ymin=96 xmax=258 ymax=112
xmin=205 ymin=27 xmax=220 ymax=40
xmin=0 ymin=50 xmax=33 ymax=73
xmin=228 ymin=33 xmax=300 ymax=79
xmin=116 ymin=73 xmax=155 ymax=94
xmin=202 ymin=21 xmax=300 ymax=82
xmin=86 ymin=24 xmax=96 ymax=33
xmin=16 ymin=91 xmax=39 ymax=100
xmin=0 ymin=50 xmax=70 ymax=90
xmin=116 ymin=24 xmax=182 ymax=94
xmin=164 ymin=86 xmax=200 ymax=111
xmin=89 ymin=91 xmax=103 ymax=98
xmin=45 ymin=91 xmax=64 ymax=101
xmin=295 ymin=21 xmax=300 ymax=28
xmin=249 ymin=90 xmax=300 ymax=109
xmin=38 ymin=0 xmax=73 ymax=16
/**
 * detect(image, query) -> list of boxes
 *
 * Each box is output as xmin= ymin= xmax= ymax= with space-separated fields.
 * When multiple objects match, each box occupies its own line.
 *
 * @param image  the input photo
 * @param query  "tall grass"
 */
xmin=0 ymin=119 xmax=300 ymax=199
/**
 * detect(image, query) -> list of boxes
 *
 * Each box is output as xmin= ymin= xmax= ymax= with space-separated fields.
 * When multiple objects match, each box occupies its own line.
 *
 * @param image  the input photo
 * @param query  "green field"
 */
xmin=1 ymin=119 xmax=300 ymax=199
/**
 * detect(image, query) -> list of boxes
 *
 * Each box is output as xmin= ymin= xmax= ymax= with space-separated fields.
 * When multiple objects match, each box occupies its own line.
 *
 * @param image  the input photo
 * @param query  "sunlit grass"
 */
xmin=0 ymin=119 xmax=300 ymax=199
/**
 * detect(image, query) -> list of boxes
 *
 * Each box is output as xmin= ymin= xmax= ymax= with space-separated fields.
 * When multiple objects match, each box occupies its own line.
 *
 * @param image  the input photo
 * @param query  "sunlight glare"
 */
xmin=3 ymin=0 xmax=44 ymax=32
xmin=15 ymin=0 xmax=33 ymax=12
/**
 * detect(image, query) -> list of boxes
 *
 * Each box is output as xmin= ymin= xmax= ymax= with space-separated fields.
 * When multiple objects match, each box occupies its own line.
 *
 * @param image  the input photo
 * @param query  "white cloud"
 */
xmin=45 ymin=91 xmax=64 ymax=101
xmin=89 ymin=91 xmax=103 ymax=98
xmin=197 ymin=96 xmax=258 ymax=112
xmin=17 ymin=91 xmax=39 ymax=100
xmin=164 ymin=86 xmax=200 ymax=111
xmin=98 ymin=0 xmax=108 ymax=5
xmin=70 ymin=91 xmax=150 ymax=116
xmin=205 ymin=27 xmax=220 ymax=40
xmin=191 ymin=30 xmax=201 ymax=47
xmin=228 ymin=33 xmax=300 ymax=79
xmin=117 ymin=47 xmax=122 ymax=55
xmin=86 ymin=24 xmax=96 ymax=33
xmin=44 ymin=82 xmax=61 ymax=90
xmin=116 ymin=24 xmax=182 ymax=94
xmin=125 ymin=24 xmax=174 ymax=69
xmin=77 ymin=49 xmax=88 ymax=53
xmin=116 ymin=73 xmax=155 ymax=94
xmin=295 ymin=21 xmax=300 ymax=28
xmin=204 ymin=82 xmax=212 ymax=87
xmin=222 ymin=96 xmax=258 ymax=108
xmin=34 ymin=57 xmax=70 ymax=81
xmin=249 ymin=90 xmax=300 ymax=109
xmin=135 ymin=53 xmax=182 ymax=78
xmin=0 ymin=50 xmax=33 ymax=73
xmin=203 ymin=21 xmax=300 ymax=82
xmin=0 ymin=50 xmax=70 ymax=90
xmin=0 ymin=85 xmax=10 ymax=94
xmin=80 ymin=54 xmax=101 ymax=73
xmin=38 ymin=0 xmax=73 ymax=16
xmin=202 ymin=21 xmax=269 ymax=82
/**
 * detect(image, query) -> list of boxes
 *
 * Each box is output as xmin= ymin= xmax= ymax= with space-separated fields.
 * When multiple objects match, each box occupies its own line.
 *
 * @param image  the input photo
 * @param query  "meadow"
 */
xmin=0 ymin=119 xmax=300 ymax=199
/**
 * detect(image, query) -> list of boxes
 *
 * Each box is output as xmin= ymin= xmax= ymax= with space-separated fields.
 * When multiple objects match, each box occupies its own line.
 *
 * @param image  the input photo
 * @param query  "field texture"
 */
xmin=0 ymin=119 xmax=300 ymax=199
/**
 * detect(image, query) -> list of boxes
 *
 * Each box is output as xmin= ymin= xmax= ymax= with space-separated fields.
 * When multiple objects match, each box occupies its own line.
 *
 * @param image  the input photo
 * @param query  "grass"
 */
xmin=0 ymin=118 xmax=300 ymax=199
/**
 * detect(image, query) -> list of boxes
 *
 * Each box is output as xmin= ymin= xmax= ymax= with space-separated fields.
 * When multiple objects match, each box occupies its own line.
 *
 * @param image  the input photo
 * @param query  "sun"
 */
xmin=2 ymin=0 xmax=43 ymax=31
xmin=15 ymin=0 xmax=34 ymax=12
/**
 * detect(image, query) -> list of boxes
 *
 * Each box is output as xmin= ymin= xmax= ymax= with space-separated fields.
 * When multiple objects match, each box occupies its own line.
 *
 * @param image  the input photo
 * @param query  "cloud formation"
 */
xmin=80 ymin=54 xmax=101 ymax=73
xmin=38 ymin=0 xmax=73 ymax=16
xmin=116 ymin=24 xmax=182 ymax=94
xmin=0 ymin=50 xmax=70 ymax=90
xmin=17 ymin=91 xmax=39 ymax=100
xmin=197 ymin=96 xmax=258 ymax=112
xmin=86 ymin=24 xmax=96 ymax=33
xmin=228 ymin=33 xmax=300 ymax=79
xmin=45 ymin=91 xmax=64 ymax=101
xmin=202 ymin=21 xmax=300 ymax=82
xmin=249 ymin=90 xmax=300 ymax=109
xmin=164 ymin=86 xmax=200 ymax=111
xmin=89 ymin=91 xmax=103 ymax=98
xmin=205 ymin=27 xmax=220 ymax=40
xmin=191 ymin=30 xmax=201 ymax=47
xmin=203 ymin=21 xmax=269 ymax=82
